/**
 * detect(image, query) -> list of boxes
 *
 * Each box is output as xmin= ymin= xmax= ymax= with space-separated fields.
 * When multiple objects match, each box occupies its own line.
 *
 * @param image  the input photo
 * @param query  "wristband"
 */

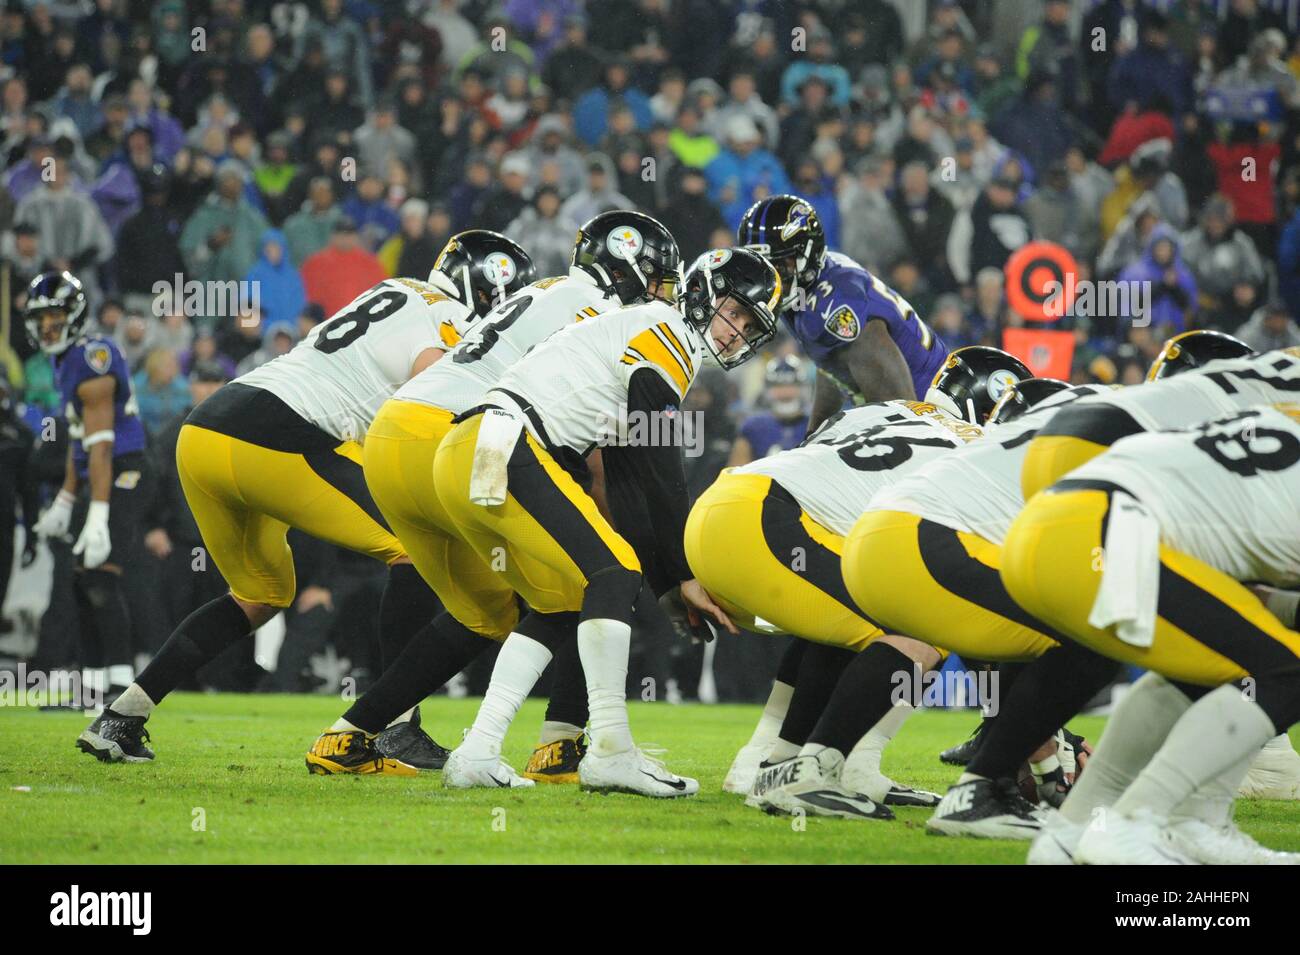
xmin=55 ymin=489 xmax=76 ymax=506
xmin=82 ymin=430 xmax=116 ymax=448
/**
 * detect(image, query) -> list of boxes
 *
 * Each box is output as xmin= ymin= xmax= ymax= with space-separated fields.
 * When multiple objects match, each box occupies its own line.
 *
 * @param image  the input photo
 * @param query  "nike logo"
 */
xmin=641 ymin=770 xmax=687 ymax=791
xmin=490 ymin=774 xmax=512 ymax=787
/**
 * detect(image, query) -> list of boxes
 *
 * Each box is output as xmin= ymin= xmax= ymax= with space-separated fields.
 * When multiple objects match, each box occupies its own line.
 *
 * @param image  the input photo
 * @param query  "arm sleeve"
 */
xmin=610 ymin=365 xmax=692 ymax=583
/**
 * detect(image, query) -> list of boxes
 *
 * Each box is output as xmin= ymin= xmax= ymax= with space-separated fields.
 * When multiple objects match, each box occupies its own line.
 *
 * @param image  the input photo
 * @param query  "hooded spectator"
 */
xmin=507 ymin=186 xmax=580 ymax=278
xmin=572 ymin=59 xmax=653 ymax=146
xmin=704 ymin=114 xmax=791 ymax=228
xmin=1180 ymin=195 xmax=1266 ymax=321
xmin=245 ymin=228 xmax=307 ymax=328
xmin=1118 ymin=224 xmax=1197 ymax=336
xmin=236 ymin=321 xmax=299 ymax=376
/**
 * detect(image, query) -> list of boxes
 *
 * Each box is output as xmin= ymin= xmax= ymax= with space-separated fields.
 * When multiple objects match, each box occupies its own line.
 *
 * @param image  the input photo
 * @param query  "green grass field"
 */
xmin=2 ymin=695 xmax=1298 ymax=864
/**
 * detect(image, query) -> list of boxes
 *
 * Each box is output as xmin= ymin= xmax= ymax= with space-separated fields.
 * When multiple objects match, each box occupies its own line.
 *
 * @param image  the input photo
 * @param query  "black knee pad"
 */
xmin=516 ymin=610 xmax=580 ymax=652
xmin=581 ymin=567 xmax=642 ymax=624
xmin=76 ymin=568 xmax=122 ymax=610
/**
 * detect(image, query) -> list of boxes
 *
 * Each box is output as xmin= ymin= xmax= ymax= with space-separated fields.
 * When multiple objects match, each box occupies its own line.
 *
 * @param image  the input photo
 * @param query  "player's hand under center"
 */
xmin=680 ymin=578 xmax=739 ymax=636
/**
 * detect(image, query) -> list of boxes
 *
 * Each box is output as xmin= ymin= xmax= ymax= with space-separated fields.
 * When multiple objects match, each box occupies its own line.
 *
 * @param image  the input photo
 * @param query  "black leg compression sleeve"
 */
xmin=967 ymin=642 xmax=1122 ymax=780
xmin=515 ymin=609 xmax=579 ymax=651
xmin=76 ymin=568 xmax=134 ymax=670
xmin=136 ymin=593 xmax=252 ymax=702
xmin=344 ymin=611 xmax=488 ymax=734
xmin=777 ymin=640 xmax=856 ymax=746
xmin=775 ymin=637 xmax=808 ymax=686
xmin=580 ymin=566 xmax=641 ymax=624
xmin=808 ymin=642 xmax=913 ymax=755
xmin=544 ymin=630 xmax=589 ymax=728
xmin=378 ymin=562 xmax=442 ymax=669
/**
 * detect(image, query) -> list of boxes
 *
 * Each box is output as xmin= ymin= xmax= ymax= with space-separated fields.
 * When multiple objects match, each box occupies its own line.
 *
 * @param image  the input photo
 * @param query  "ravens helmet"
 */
xmin=737 ymin=194 xmax=826 ymax=308
xmin=24 ymin=270 xmax=87 ymax=356
xmin=572 ymin=210 xmax=681 ymax=305
xmin=986 ymin=377 xmax=1071 ymax=426
xmin=682 ymin=247 xmax=781 ymax=370
xmin=764 ymin=354 xmax=808 ymax=419
xmin=1146 ymin=329 xmax=1254 ymax=381
xmin=430 ymin=230 xmax=537 ymax=317
xmin=926 ymin=346 xmax=1033 ymax=424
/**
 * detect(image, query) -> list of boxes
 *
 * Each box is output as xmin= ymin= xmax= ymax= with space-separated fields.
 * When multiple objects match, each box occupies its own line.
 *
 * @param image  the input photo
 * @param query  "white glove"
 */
xmin=34 ymin=489 xmax=76 ymax=539
xmin=73 ymin=501 xmax=112 ymax=568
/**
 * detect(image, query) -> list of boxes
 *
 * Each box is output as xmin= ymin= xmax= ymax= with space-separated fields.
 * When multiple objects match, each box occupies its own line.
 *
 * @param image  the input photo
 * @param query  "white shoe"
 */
xmin=1074 ymin=809 xmax=1196 ymax=865
xmin=1027 ymin=814 xmax=1085 ymax=864
xmin=754 ymin=750 xmax=894 ymax=821
xmin=722 ymin=739 xmax=770 ymax=794
xmin=442 ymin=749 xmax=535 ymax=789
xmin=1167 ymin=817 xmax=1300 ymax=865
xmin=578 ymin=746 xmax=698 ymax=798
xmin=842 ymin=764 xmax=942 ymax=807
xmin=1239 ymin=738 xmax=1300 ymax=800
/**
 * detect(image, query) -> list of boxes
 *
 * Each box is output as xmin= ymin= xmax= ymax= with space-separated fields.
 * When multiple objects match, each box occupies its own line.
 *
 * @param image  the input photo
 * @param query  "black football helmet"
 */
xmin=986 ymin=377 xmax=1071 ymax=426
xmin=571 ymin=210 xmax=681 ymax=305
xmin=24 ymin=270 xmax=87 ymax=356
xmin=430 ymin=230 xmax=537 ymax=317
xmin=1146 ymin=329 xmax=1254 ymax=381
xmin=926 ymin=346 xmax=1033 ymax=425
xmin=737 ymin=194 xmax=826 ymax=309
xmin=682 ymin=247 xmax=781 ymax=370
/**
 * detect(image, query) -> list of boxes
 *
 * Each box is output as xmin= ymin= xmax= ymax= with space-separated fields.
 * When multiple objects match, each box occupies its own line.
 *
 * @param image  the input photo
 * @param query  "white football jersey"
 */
xmin=1069 ymin=348 xmax=1300 ymax=432
xmin=487 ymin=298 xmax=704 ymax=454
xmin=395 ymin=269 xmax=617 ymax=416
xmin=239 ymin=277 xmax=467 ymax=443
xmin=737 ymin=401 xmax=984 ymax=536
xmin=1071 ymin=403 xmax=1300 ymax=588
xmin=873 ymin=384 xmax=1114 ymax=544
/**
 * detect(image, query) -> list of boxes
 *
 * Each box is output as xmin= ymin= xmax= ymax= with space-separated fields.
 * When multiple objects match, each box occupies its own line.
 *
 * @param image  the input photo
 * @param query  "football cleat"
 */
xmin=442 ymin=749 xmax=535 ymax=788
xmin=1074 ymin=809 xmax=1195 ymax=865
xmin=523 ymin=734 xmax=588 ymax=784
xmin=939 ymin=719 xmax=990 ymax=765
xmin=1027 ymin=813 xmax=1086 ymax=865
xmin=744 ymin=758 xmax=791 ymax=808
xmin=305 ymin=729 xmax=417 ymax=776
xmin=1238 ymin=736 xmax=1300 ymax=800
xmin=926 ymin=776 xmax=1045 ymax=839
xmin=722 ymin=739 xmax=771 ymax=794
xmin=77 ymin=710 xmax=154 ymax=763
xmin=578 ymin=746 xmax=698 ymax=798
xmin=374 ymin=710 xmax=450 ymax=771
xmin=842 ymin=762 xmax=941 ymax=807
xmin=757 ymin=751 xmax=894 ymax=821
xmin=1167 ymin=817 xmax=1300 ymax=865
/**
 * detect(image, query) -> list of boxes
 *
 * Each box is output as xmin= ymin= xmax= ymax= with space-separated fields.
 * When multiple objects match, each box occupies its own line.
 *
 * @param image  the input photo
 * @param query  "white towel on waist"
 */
xmin=468 ymin=408 xmax=523 ymax=506
xmin=1087 ymin=490 xmax=1161 ymax=648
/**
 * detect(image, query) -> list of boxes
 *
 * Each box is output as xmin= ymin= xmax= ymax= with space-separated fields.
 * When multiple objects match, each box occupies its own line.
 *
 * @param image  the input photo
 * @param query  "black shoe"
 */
xmin=939 ymin=719 xmax=992 ymax=766
xmin=925 ymin=776 xmax=1044 ymax=840
xmin=373 ymin=717 xmax=450 ymax=770
xmin=77 ymin=709 xmax=155 ymax=763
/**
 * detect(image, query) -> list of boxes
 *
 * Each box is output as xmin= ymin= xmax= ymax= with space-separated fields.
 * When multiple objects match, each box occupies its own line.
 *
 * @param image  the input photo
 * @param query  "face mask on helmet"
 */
xmin=24 ymin=272 xmax=86 ymax=356
xmin=683 ymin=249 xmax=779 ymax=370
xmin=924 ymin=347 xmax=1032 ymax=424
xmin=986 ymin=377 xmax=1071 ymax=426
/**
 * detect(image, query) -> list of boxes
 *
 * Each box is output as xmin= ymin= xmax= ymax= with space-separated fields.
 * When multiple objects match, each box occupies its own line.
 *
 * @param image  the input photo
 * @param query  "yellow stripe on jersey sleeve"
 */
xmin=655 ymin=323 xmax=694 ymax=377
xmin=438 ymin=320 xmax=462 ymax=348
xmin=576 ymin=306 xmax=601 ymax=322
xmin=623 ymin=329 xmax=691 ymax=396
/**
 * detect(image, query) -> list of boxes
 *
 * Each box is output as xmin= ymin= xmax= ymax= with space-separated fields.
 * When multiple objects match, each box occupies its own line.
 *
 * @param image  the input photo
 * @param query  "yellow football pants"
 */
xmin=1001 ymin=487 xmax=1300 ymax=686
xmin=176 ymin=424 xmax=405 ymax=608
xmin=843 ymin=509 xmax=1059 ymax=662
xmin=684 ymin=471 xmax=882 ymax=651
xmin=362 ymin=400 xmax=518 ymax=640
xmin=433 ymin=413 xmax=640 ymax=614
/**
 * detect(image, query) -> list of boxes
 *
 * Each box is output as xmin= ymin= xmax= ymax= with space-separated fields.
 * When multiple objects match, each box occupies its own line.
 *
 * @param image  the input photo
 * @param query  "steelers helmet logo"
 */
xmin=482 ymin=253 xmax=517 ymax=286
xmin=778 ymin=203 xmax=813 ymax=242
xmin=697 ymin=248 xmax=732 ymax=270
xmin=606 ymin=226 xmax=644 ymax=262
xmin=987 ymin=368 xmax=1020 ymax=402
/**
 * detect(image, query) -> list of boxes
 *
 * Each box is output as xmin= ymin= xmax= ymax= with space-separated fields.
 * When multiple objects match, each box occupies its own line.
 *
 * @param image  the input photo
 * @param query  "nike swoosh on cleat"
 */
xmin=641 ymin=771 xmax=687 ymax=791
xmin=490 ymin=775 xmax=513 ymax=787
xmin=799 ymin=790 xmax=890 ymax=819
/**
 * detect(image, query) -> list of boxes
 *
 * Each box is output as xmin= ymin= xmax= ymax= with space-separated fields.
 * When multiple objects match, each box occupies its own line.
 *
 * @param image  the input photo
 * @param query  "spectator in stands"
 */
xmin=659 ymin=166 xmax=725 ymax=265
xmin=473 ymin=152 xmax=532 ymax=233
xmin=1237 ymin=298 xmax=1300 ymax=352
xmin=245 ymin=229 xmax=306 ymax=329
xmin=14 ymin=148 xmax=113 ymax=299
xmin=560 ymin=153 xmax=634 ymax=226
xmin=299 ymin=217 xmax=386 ymax=319
xmin=949 ymin=175 xmax=1030 ymax=287
xmin=573 ymin=59 xmax=653 ymax=147
xmin=893 ymin=159 xmax=955 ymax=288
xmin=840 ymin=157 xmax=907 ymax=276
xmin=283 ymin=177 xmax=342 ymax=266
xmin=133 ymin=348 xmax=190 ymax=437
xmin=705 ymin=114 xmax=790 ymax=228
xmin=298 ymin=0 xmax=373 ymax=110
xmin=541 ymin=14 xmax=603 ymax=103
xmin=507 ymin=185 xmax=577 ymax=277
xmin=342 ymin=172 xmax=400 ymax=251
xmin=1118 ymin=225 xmax=1198 ymax=337
xmin=1107 ymin=11 xmax=1193 ymax=116
xmin=779 ymin=24 xmax=850 ymax=107
xmin=1181 ymin=194 xmax=1267 ymax=327
xmin=178 ymin=160 xmax=268 ymax=285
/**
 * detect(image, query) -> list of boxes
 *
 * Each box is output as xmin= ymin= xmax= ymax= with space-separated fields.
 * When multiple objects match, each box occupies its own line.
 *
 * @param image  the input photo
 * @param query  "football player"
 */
xmin=77 ymin=231 xmax=536 ymax=765
xmin=1002 ymin=404 xmax=1300 ymax=864
xmin=726 ymin=354 xmax=810 ymax=466
xmin=923 ymin=343 xmax=1300 ymax=839
xmin=27 ymin=271 xmax=148 ymax=711
xmin=689 ymin=394 xmax=988 ymax=815
xmin=305 ymin=211 xmax=683 ymax=781
xmin=426 ymin=248 xmax=779 ymax=796
xmin=738 ymin=194 xmax=948 ymax=431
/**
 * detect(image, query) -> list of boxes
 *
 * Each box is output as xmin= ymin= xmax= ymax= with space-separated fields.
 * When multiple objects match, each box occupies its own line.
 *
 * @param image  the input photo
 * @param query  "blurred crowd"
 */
xmin=7 ymin=0 xmax=1300 ymax=700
